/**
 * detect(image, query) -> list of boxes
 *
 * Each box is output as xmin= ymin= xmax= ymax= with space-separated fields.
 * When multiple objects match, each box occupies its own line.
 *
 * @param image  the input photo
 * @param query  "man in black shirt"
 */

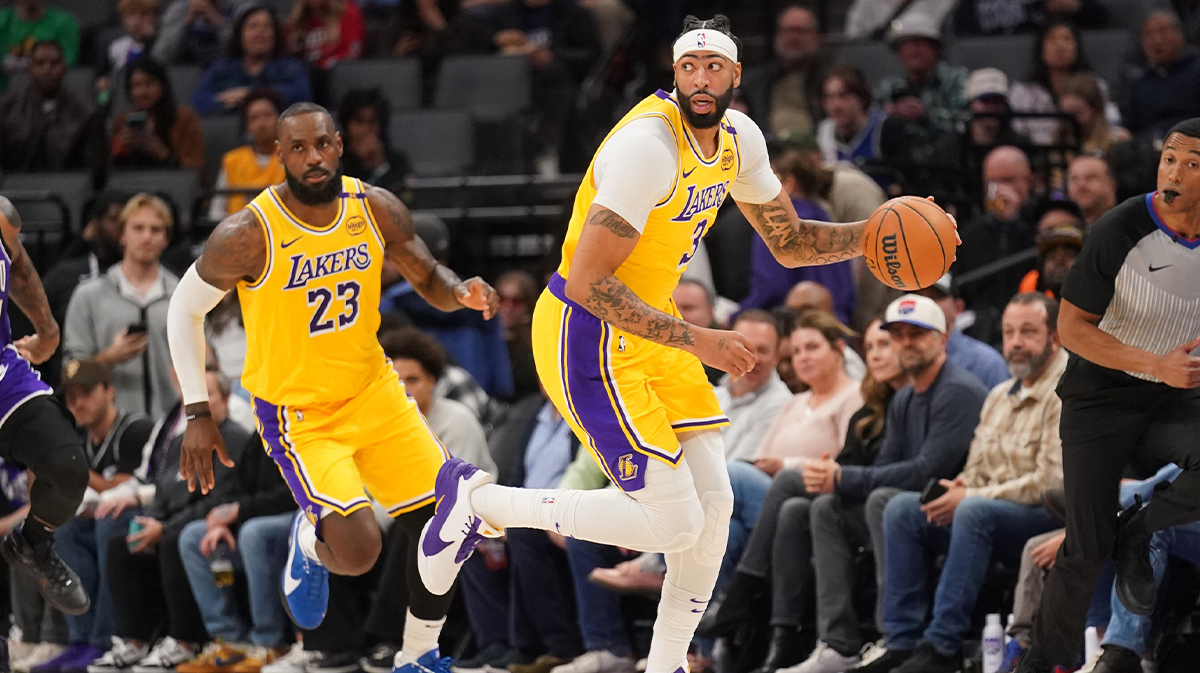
xmin=1018 ymin=118 xmax=1200 ymax=671
xmin=52 ymin=359 xmax=154 ymax=669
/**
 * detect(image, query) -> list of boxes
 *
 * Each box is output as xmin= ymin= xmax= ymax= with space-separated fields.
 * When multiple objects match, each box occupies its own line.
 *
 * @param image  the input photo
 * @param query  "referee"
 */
xmin=1017 ymin=119 xmax=1200 ymax=672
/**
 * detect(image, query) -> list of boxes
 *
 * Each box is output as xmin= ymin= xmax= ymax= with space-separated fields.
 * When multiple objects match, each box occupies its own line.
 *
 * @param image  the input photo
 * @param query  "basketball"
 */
xmin=862 ymin=196 xmax=957 ymax=291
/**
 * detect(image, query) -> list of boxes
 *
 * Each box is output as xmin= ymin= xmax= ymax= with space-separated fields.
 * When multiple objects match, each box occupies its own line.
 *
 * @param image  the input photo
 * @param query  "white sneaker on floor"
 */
xmin=778 ymin=642 xmax=860 ymax=673
xmin=550 ymin=651 xmax=635 ymax=673
xmin=262 ymin=644 xmax=316 ymax=673
xmin=89 ymin=638 xmax=150 ymax=673
xmin=15 ymin=643 xmax=66 ymax=672
xmin=130 ymin=638 xmax=198 ymax=673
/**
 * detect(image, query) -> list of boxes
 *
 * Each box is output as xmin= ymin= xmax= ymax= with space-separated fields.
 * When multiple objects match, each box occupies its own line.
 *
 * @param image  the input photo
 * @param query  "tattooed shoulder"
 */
xmin=588 ymin=209 xmax=639 ymax=239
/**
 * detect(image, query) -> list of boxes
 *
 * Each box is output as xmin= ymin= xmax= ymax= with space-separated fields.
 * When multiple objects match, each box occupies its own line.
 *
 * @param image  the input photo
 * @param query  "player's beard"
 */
xmin=286 ymin=163 xmax=345 ymax=206
xmin=680 ymin=85 xmax=734 ymax=129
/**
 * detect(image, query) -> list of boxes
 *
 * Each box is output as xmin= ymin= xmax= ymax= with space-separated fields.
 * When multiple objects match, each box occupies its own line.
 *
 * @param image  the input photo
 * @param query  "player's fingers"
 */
xmin=215 ymin=441 xmax=235 ymax=468
xmin=197 ymin=452 xmax=214 ymax=494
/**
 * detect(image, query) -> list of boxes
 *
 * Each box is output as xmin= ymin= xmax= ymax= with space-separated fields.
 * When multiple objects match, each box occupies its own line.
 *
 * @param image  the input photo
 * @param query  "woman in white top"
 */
xmin=1008 ymin=21 xmax=1120 ymax=145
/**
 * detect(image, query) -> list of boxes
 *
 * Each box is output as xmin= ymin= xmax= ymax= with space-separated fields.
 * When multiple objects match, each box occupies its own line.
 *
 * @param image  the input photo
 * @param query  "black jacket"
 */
xmin=142 ymin=418 xmax=249 ymax=538
xmin=202 ymin=431 xmax=297 ymax=531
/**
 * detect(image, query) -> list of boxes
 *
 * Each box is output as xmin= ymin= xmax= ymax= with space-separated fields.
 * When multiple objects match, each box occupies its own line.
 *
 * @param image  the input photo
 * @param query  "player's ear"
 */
xmin=733 ymin=62 xmax=742 ymax=88
xmin=336 ymin=131 xmax=343 ymax=157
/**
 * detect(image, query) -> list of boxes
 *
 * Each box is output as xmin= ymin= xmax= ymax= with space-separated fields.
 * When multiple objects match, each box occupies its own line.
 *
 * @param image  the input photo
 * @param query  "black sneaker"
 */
xmin=454 ymin=643 xmax=511 ymax=670
xmin=1 ymin=527 xmax=88 ymax=616
xmin=846 ymin=643 xmax=913 ymax=673
xmin=304 ymin=652 xmax=359 ymax=673
xmin=893 ymin=642 xmax=960 ymax=673
xmin=360 ymin=645 xmax=396 ymax=673
xmin=1091 ymin=645 xmax=1142 ymax=673
xmin=1114 ymin=497 xmax=1156 ymax=617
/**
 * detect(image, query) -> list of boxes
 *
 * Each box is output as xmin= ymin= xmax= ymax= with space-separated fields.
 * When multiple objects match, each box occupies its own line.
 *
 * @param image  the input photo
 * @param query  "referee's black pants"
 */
xmin=1028 ymin=360 xmax=1200 ymax=666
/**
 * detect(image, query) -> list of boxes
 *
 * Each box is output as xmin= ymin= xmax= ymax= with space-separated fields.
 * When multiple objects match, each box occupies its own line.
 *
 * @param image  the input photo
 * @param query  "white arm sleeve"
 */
xmin=726 ymin=109 xmax=784 ymax=205
xmin=167 ymin=264 xmax=230 ymax=405
xmin=590 ymin=116 xmax=678 ymax=232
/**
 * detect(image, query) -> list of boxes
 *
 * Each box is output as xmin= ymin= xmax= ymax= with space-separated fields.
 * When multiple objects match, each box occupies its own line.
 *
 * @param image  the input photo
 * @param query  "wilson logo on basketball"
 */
xmin=345 ymin=216 xmax=367 ymax=236
xmin=720 ymin=149 xmax=735 ymax=171
xmin=881 ymin=234 xmax=908 ymax=289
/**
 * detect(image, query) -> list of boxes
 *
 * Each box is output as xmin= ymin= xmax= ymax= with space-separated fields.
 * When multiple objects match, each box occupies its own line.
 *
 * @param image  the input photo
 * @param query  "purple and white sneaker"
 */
xmin=417 ymin=458 xmax=498 ymax=595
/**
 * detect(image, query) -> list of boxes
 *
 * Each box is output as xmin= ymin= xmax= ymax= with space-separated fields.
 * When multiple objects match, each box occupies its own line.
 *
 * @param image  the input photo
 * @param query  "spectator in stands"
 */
xmin=45 ymin=360 xmax=154 ymax=673
xmin=0 ymin=0 xmax=79 ymax=89
xmin=1008 ymin=21 xmax=1119 ymax=146
xmin=206 ymin=292 xmax=246 ymax=388
xmin=1017 ymin=200 xmax=1085 ymax=299
xmin=914 ymin=274 xmax=1010 ymax=389
xmin=962 ymin=69 xmax=1025 ymax=151
xmin=108 ymin=0 xmax=160 ymax=76
xmin=877 ymin=14 xmax=968 ymax=133
xmin=673 ymin=279 xmax=722 ymax=385
xmin=817 ymin=65 xmax=886 ymax=168
xmin=953 ymin=145 xmax=1039 ymax=341
xmin=191 ymin=5 xmax=311 ymax=114
xmin=88 ymin=370 xmax=248 ymax=673
xmin=1125 ymin=9 xmax=1200 ymax=139
xmin=481 ymin=0 xmax=599 ymax=173
xmin=284 ymin=0 xmax=363 ymax=72
xmin=64 ymin=193 xmax=180 ymax=418
xmin=705 ymin=318 xmax=905 ymax=671
xmin=175 ymin=432 xmax=295 ymax=673
xmin=784 ymin=284 xmax=870 ymax=384
xmin=0 ymin=39 xmax=89 ymax=172
xmin=495 ymin=269 xmax=538 ymax=401
xmin=1055 ymin=72 xmax=1130 ymax=154
xmin=209 ymin=88 xmax=283 ymax=217
xmin=740 ymin=150 xmax=855 ymax=324
xmin=112 ymin=57 xmax=204 ymax=171
xmin=337 ymin=88 xmax=412 ymax=196
xmin=153 ymin=0 xmax=249 ymax=65
xmin=740 ymin=3 xmax=826 ymax=139
xmin=1067 ymin=153 xmax=1117 ymax=227
xmin=715 ymin=310 xmax=792 ymax=464
xmin=386 ymin=0 xmax=466 ymax=60
xmin=380 ymin=214 xmax=514 ymax=398
xmin=363 ymin=328 xmax=494 ymax=671
xmin=953 ymin=0 xmax=1107 ymax=35
xmin=868 ymin=293 xmax=1066 ymax=673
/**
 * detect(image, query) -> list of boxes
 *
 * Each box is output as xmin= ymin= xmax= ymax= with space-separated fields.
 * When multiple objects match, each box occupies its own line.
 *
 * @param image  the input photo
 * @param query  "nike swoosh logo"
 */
xmin=281 ymin=236 xmax=302 ymax=249
xmin=682 ymin=167 xmax=696 ymax=178
xmin=423 ymin=495 xmax=456 ymax=557
xmin=1149 ymin=264 xmax=1172 ymax=272
xmin=283 ymin=527 xmax=303 ymax=595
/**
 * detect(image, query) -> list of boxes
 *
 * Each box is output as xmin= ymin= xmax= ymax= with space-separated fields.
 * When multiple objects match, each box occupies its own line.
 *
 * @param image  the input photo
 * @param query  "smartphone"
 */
xmin=128 ymin=518 xmax=144 ymax=550
xmin=126 ymin=111 xmax=147 ymax=131
xmin=127 ymin=322 xmax=147 ymax=335
xmin=919 ymin=478 xmax=948 ymax=505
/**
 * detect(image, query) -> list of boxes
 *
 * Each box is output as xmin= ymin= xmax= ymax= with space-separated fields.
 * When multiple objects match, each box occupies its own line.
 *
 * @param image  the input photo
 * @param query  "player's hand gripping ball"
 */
xmin=862 ymin=196 xmax=958 ymax=291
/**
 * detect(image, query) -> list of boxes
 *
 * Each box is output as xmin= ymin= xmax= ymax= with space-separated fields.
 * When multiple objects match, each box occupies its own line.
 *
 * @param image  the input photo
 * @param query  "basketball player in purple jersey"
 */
xmin=0 ymin=196 xmax=92 ymax=628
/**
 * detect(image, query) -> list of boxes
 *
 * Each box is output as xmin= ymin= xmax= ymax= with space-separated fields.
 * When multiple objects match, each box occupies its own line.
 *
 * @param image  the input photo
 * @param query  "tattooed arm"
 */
xmin=737 ymin=189 xmax=865 ymax=268
xmin=565 ymin=205 xmax=755 ymax=377
xmin=369 ymin=187 xmax=498 ymax=318
xmin=0 ymin=197 xmax=59 ymax=363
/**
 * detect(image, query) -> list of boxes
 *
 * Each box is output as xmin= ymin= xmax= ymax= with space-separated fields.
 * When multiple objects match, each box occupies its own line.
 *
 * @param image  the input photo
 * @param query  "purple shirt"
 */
xmin=740 ymin=197 xmax=856 ymax=323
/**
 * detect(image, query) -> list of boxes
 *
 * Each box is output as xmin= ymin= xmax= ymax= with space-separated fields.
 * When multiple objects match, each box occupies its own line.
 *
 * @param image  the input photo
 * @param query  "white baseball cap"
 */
xmin=881 ymin=294 xmax=947 ymax=334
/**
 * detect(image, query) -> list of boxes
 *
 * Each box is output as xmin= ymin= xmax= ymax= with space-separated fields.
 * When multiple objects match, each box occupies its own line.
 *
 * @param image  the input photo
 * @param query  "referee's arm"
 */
xmin=1059 ymin=299 xmax=1200 ymax=388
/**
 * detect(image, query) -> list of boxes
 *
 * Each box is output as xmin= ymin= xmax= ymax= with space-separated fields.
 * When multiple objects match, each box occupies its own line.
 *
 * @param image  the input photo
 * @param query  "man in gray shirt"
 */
xmin=715 ymin=309 xmax=793 ymax=463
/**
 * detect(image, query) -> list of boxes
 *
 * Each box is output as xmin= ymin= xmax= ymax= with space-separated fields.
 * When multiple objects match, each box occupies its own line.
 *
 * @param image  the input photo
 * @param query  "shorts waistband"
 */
xmin=548 ymin=272 xmax=584 ymax=312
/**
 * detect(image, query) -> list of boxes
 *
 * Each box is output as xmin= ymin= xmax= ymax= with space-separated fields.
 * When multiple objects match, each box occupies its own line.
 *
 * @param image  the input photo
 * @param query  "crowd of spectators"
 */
xmin=3 ymin=3 xmax=1200 ymax=673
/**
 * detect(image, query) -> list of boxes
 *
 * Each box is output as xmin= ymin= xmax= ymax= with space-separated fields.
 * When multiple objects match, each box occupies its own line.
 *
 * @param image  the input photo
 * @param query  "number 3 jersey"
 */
xmin=237 ymin=176 xmax=388 ymax=406
xmin=556 ymin=89 xmax=781 ymax=311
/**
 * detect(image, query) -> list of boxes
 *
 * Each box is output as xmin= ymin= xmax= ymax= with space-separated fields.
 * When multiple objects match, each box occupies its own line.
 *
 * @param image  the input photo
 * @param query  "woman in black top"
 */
xmin=699 ymin=318 xmax=906 ymax=671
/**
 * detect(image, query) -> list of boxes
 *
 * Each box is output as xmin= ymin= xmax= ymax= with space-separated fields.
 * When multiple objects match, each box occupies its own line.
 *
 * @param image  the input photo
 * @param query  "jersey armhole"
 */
xmin=357 ymin=180 xmax=389 ymax=252
xmin=243 ymin=203 xmax=273 ymax=290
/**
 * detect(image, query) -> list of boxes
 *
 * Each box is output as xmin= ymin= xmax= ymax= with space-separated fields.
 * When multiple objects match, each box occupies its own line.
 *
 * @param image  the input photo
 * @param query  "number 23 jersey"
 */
xmin=237 ymin=176 xmax=388 ymax=406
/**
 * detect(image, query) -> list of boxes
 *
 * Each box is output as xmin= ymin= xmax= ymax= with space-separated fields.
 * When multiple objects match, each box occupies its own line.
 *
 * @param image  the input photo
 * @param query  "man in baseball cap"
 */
xmin=877 ymin=14 xmax=968 ymax=132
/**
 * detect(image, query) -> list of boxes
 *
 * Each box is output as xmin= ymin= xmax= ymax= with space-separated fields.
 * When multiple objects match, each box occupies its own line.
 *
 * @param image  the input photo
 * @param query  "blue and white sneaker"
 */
xmin=281 ymin=511 xmax=329 ymax=630
xmin=417 ymin=458 xmax=498 ymax=596
xmin=391 ymin=649 xmax=453 ymax=673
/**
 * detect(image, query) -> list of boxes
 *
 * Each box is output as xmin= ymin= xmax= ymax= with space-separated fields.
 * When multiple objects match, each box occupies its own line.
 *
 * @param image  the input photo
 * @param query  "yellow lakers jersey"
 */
xmin=558 ymin=89 xmax=742 ymax=310
xmin=238 ymin=176 xmax=389 ymax=405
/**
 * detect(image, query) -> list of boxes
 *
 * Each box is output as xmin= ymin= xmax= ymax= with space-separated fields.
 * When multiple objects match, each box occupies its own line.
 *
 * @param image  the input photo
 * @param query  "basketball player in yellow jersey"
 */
xmin=166 ymin=102 xmax=497 ymax=673
xmin=418 ymin=15 xmax=878 ymax=673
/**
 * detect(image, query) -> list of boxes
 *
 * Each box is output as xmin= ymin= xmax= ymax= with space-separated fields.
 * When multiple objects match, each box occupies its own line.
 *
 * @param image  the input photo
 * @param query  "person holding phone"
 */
xmin=111 ymin=56 xmax=205 ymax=170
xmin=64 ymin=194 xmax=179 ymax=418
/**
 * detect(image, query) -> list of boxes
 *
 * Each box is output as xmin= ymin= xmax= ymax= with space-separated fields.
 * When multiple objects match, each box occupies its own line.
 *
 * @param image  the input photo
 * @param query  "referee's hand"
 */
xmin=1156 ymin=335 xmax=1200 ymax=389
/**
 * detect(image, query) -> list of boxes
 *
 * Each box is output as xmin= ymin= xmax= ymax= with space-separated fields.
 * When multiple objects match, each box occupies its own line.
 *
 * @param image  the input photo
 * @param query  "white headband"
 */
xmin=672 ymin=29 xmax=738 ymax=64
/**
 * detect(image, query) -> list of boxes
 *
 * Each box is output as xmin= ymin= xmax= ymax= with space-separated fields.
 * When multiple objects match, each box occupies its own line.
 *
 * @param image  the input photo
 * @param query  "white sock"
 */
xmin=397 ymin=612 xmax=445 ymax=664
xmin=645 ymin=579 xmax=705 ymax=673
xmin=297 ymin=516 xmax=320 ymax=563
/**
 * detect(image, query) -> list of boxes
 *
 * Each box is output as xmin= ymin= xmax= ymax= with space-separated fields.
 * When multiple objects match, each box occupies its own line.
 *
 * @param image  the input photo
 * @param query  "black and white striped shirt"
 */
xmin=1061 ymin=192 xmax=1200 ymax=383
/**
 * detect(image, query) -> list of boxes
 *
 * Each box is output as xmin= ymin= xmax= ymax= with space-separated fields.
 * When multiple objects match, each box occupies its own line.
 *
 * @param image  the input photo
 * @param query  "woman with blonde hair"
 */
xmin=1055 ymin=72 xmax=1130 ymax=155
